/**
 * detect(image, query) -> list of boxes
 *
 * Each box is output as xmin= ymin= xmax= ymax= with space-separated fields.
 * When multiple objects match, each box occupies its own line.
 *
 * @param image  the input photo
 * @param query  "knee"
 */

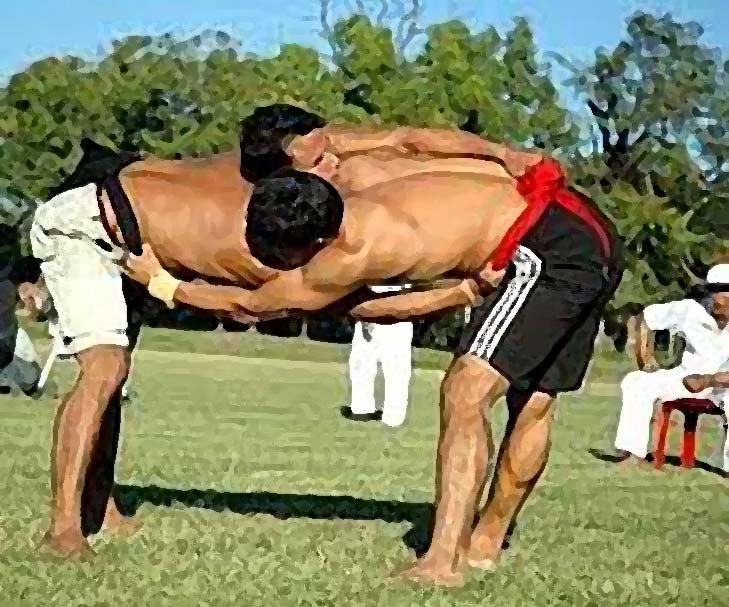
xmin=519 ymin=393 xmax=556 ymax=423
xmin=441 ymin=356 xmax=504 ymax=423
xmin=620 ymin=371 xmax=643 ymax=394
xmin=77 ymin=347 xmax=129 ymax=398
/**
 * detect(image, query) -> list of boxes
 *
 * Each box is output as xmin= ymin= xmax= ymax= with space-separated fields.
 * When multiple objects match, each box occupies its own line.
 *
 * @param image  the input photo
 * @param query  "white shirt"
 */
xmin=644 ymin=299 xmax=729 ymax=373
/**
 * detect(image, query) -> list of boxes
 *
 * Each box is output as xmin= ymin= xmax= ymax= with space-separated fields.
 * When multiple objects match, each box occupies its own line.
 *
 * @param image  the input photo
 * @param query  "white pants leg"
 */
xmin=373 ymin=322 xmax=414 ymax=427
xmin=614 ymin=368 xmax=716 ymax=458
xmin=348 ymin=322 xmax=378 ymax=414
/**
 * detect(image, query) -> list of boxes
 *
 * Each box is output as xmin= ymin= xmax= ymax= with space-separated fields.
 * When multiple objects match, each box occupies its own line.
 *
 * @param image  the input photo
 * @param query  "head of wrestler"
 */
xmin=245 ymin=167 xmax=344 ymax=271
xmin=239 ymin=103 xmax=337 ymax=183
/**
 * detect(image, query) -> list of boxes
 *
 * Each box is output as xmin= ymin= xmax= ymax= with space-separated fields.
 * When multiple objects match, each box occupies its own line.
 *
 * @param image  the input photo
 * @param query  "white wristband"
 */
xmin=148 ymin=270 xmax=181 ymax=309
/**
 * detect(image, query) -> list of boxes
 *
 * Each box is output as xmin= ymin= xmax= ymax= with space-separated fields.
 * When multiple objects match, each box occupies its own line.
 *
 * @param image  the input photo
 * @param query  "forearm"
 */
xmin=173 ymin=281 xmax=248 ymax=314
xmin=399 ymin=128 xmax=543 ymax=176
xmin=706 ymin=372 xmax=729 ymax=389
xmin=322 ymin=125 xmax=404 ymax=154
xmin=635 ymin=316 xmax=656 ymax=369
xmin=350 ymin=280 xmax=479 ymax=322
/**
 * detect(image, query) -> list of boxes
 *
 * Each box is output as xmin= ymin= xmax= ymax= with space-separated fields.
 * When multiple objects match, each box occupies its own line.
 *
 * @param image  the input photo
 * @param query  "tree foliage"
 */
xmin=0 ymin=8 xmax=725 ymax=348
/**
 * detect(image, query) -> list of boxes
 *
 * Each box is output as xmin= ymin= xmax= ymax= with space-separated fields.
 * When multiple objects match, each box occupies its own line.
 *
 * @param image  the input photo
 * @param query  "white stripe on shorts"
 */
xmin=468 ymin=246 xmax=543 ymax=359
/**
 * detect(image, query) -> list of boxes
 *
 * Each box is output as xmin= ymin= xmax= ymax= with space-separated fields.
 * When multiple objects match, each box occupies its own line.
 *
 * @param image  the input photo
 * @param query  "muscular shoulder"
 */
xmin=122 ymin=150 xmax=240 ymax=180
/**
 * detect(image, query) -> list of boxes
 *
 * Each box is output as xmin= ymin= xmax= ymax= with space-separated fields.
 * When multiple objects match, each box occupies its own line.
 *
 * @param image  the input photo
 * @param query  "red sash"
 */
xmin=489 ymin=159 xmax=611 ymax=271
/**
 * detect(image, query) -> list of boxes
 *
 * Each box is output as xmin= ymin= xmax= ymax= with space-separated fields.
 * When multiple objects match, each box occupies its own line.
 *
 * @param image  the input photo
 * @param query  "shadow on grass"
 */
xmin=115 ymin=484 xmax=435 ymax=554
xmin=588 ymin=448 xmax=726 ymax=477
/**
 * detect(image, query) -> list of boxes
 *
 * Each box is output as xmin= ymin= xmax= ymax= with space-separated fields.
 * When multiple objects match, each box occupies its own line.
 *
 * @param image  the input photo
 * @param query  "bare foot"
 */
xmin=102 ymin=502 xmax=143 ymax=538
xmin=392 ymin=559 xmax=465 ymax=588
xmin=466 ymin=555 xmax=497 ymax=571
xmin=38 ymin=529 xmax=95 ymax=560
xmin=465 ymin=539 xmax=499 ymax=571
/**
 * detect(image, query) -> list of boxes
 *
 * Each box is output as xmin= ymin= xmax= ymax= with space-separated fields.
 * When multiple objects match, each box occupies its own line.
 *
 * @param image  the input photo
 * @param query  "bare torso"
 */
xmin=112 ymin=147 xmax=524 ymax=288
xmin=330 ymin=171 xmax=526 ymax=286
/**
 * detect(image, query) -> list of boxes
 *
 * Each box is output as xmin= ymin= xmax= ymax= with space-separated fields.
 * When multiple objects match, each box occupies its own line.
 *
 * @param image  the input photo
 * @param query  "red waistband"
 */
xmin=488 ymin=158 xmax=612 ymax=271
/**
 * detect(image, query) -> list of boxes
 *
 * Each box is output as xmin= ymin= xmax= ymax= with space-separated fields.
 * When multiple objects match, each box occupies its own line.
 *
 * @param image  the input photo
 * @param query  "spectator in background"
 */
xmin=341 ymin=286 xmax=414 ymax=427
xmin=609 ymin=264 xmax=729 ymax=468
xmin=0 ymin=222 xmax=41 ymax=395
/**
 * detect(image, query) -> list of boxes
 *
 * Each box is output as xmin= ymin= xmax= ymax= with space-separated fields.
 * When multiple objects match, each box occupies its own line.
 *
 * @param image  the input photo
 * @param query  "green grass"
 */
xmin=0 ymin=329 xmax=726 ymax=606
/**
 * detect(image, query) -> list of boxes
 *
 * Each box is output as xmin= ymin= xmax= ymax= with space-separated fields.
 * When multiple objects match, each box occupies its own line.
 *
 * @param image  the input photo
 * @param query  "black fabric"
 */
xmin=0 ymin=225 xmax=20 ymax=369
xmin=458 ymin=203 xmax=623 ymax=394
xmin=49 ymin=138 xmax=142 ymax=254
xmin=102 ymin=174 xmax=142 ymax=255
xmin=0 ymin=279 xmax=18 ymax=370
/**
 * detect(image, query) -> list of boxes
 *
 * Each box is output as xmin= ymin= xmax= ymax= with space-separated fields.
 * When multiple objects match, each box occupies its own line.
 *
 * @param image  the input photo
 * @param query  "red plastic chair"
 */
xmin=653 ymin=398 xmax=727 ymax=469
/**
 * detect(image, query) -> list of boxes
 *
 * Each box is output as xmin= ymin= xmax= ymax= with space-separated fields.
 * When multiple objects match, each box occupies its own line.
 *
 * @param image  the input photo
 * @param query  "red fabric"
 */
xmin=489 ymin=158 xmax=612 ymax=271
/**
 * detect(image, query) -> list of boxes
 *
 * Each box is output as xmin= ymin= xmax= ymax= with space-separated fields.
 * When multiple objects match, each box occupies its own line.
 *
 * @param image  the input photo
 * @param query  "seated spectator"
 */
xmin=608 ymin=264 xmax=729 ymax=471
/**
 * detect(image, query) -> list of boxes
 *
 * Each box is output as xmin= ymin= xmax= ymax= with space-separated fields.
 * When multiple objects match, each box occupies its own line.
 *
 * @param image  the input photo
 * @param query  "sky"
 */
xmin=0 ymin=0 xmax=726 ymax=82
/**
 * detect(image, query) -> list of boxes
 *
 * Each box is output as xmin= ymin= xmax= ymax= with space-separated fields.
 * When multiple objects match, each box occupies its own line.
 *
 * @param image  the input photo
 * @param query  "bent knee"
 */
xmin=519 ymin=392 xmax=556 ymax=422
xmin=441 ymin=355 xmax=506 ymax=418
xmin=620 ymin=370 xmax=645 ymax=393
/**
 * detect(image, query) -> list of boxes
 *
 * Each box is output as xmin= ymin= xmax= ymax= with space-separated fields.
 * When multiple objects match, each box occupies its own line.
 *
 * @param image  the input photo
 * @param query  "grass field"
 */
xmin=0 ymin=328 xmax=727 ymax=606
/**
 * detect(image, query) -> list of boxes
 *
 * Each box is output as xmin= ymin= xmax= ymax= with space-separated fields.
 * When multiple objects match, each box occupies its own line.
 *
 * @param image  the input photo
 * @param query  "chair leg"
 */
xmin=654 ymin=404 xmax=670 ymax=469
xmin=681 ymin=412 xmax=699 ymax=469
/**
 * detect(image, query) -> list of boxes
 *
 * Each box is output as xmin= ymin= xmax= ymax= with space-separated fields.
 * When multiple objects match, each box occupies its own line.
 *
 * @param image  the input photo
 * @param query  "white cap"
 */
xmin=706 ymin=264 xmax=729 ymax=285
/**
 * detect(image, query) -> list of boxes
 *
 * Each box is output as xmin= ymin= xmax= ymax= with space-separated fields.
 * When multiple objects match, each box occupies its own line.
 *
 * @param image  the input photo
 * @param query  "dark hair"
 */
xmin=239 ymin=104 xmax=326 ymax=182
xmin=245 ymin=168 xmax=344 ymax=270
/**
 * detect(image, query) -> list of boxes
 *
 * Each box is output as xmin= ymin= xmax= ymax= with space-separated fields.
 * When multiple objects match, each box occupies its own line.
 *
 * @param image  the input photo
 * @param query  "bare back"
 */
xmin=117 ymin=146 xmax=524 ymax=289
xmin=336 ymin=169 xmax=526 ymax=284
xmin=119 ymin=151 xmax=274 ymax=286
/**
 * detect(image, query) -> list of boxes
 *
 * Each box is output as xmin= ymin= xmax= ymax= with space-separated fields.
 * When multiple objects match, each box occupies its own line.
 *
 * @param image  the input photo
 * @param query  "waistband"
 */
xmin=50 ymin=138 xmax=143 ymax=255
xmin=97 ymin=172 xmax=142 ymax=255
xmin=489 ymin=159 xmax=613 ymax=271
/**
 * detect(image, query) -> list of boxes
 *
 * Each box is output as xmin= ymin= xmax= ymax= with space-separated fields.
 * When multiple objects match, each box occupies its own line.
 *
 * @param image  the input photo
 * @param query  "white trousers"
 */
xmin=0 ymin=327 xmax=41 ymax=391
xmin=348 ymin=321 xmax=414 ymax=427
xmin=615 ymin=367 xmax=729 ymax=470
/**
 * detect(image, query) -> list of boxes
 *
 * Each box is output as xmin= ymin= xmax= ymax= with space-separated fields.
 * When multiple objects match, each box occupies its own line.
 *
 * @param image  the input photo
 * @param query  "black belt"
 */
xmin=50 ymin=138 xmax=143 ymax=255
xmin=101 ymin=172 xmax=142 ymax=255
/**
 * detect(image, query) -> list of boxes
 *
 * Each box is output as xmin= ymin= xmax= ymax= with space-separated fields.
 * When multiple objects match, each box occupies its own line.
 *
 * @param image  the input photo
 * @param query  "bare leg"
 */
xmin=398 ymin=355 xmax=506 ymax=585
xmin=467 ymin=390 xmax=556 ymax=568
xmin=99 ymin=306 xmax=144 ymax=536
xmin=80 ymin=376 xmax=143 ymax=538
xmin=40 ymin=345 xmax=128 ymax=557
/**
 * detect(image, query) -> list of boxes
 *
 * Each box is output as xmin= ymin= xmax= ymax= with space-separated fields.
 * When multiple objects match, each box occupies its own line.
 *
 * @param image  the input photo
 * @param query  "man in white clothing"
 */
xmin=340 ymin=281 xmax=415 ymax=427
xmin=612 ymin=264 xmax=729 ymax=469
xmin=0 ymin=223 xmax=41 ymax=396
xmin=342 ymin=319 xmax=414 ymax=427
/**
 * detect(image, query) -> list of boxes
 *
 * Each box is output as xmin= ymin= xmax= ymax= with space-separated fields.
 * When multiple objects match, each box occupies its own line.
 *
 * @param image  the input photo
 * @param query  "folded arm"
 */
xmin=683 ymin=370 xmax=729 ymax=393
xmin=706 ymin=372 xmax=729 ymax=388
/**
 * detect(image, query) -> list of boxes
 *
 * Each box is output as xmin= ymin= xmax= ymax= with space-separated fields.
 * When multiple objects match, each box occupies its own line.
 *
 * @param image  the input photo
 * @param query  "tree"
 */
xmin=568 ymin=12 xmax=729 ymax=321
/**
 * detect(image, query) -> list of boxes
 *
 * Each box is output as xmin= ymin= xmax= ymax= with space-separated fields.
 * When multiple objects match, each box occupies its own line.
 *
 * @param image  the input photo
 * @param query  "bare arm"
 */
xmin=683 ymin=371 xmax=729 ymax=393
xmin=707 ymin=372 xmax=729 ymax=388
xmin=350 ymin=280 xmax=481 ymax=322
xmin=634 ymin=313 xmax=658 ymax=370
xmin=124 ymin=244 xmax=361 ymax=321
xmin=323 ymin=125 xmax=543 ymax=177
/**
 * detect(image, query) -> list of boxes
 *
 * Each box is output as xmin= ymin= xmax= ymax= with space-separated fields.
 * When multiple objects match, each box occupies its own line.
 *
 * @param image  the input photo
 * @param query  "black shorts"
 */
xmin=457 ymin=203 xmax=623 ymax=394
